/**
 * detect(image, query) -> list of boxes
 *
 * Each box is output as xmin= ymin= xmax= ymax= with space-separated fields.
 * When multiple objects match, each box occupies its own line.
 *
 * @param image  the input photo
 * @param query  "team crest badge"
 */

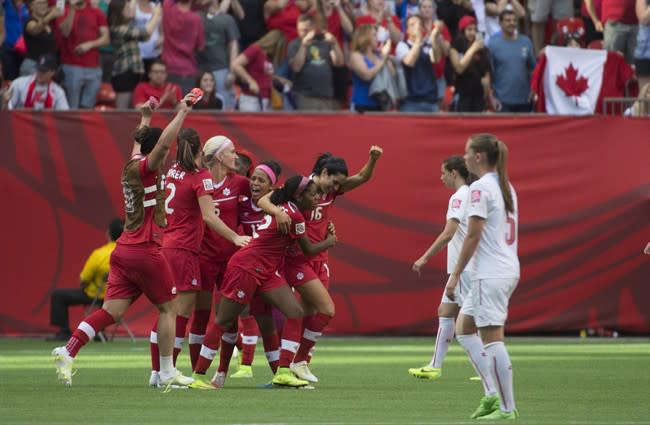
xmin=237 ymin=290 xmax=245 ymax=299
xmin=223 ymin=188 xmax=231 ymax=196
xmin=297 ymin=272 xmax=304 ymax=280
xmin=191 ymin=279 xmax=198 ymax=286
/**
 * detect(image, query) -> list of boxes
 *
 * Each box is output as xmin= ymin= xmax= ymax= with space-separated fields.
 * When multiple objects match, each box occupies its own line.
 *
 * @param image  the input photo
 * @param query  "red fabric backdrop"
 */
xmin=1 ymin=112 xmax=649 ymax=336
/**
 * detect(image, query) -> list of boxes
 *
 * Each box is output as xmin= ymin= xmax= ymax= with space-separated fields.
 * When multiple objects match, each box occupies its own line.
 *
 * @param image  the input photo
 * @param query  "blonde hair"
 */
xmin=351 ymin=24 xmax=376 ymax=53
xmin=203 ymin=135 xmax=233 ymax=167
xmin=468 ymin=133 xmax=514 ymax=213
xmin=256 ymin=30 xmax=287 ymax=65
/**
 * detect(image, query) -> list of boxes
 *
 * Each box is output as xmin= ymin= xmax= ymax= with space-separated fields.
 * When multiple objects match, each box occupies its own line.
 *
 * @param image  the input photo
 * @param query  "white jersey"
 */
xmin=446 ymin=185 xmax=471 ymax=274
xmin=467 ymin=172 xmax=519 ymax=279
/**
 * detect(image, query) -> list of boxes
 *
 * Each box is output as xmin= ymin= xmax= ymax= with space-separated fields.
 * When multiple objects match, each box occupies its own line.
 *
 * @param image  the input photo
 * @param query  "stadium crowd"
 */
xmin=0 ymin=0 xmax=647 ymax=114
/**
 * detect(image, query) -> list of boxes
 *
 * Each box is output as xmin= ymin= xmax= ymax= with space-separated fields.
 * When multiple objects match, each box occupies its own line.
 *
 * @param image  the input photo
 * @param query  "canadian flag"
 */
xmin=531 ymin=46 xmax=634 ymax=115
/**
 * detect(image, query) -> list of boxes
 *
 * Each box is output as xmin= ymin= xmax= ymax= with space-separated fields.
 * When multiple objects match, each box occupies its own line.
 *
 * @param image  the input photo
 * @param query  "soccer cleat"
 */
xmin=188 ymin=373 xmax=217 ymax=390
xmin=290 ymin=361 xmax=319 ymax=383
xmin=52 ymin=346 xmax=74 ymax=386
xmin=271 ymin=367 xmax=310 ymax=388
xmin=470 ymin=376 xmax=482 ymax=381
xmin=211 ymin=371 xmax=226 ymax=388
xmin=408 ymin=366 xmax=442 ymax=380
xmin=149 ymin=371 xmax=160 ymax=387
xmin=476 ymin=409 xmax=519 ymax=420
xmin=230 ymin=364 xmax=253 ymax=379
xmin=470 ymin=394 xmax=500 ymax=419
xmin=159 ymin=369 xmax=194 ymax=392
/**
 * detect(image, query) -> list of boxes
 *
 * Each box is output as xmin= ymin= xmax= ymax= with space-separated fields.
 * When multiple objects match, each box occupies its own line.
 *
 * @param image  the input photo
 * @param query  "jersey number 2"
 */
xmin=252 ymin=214 xmax=273 ymax=239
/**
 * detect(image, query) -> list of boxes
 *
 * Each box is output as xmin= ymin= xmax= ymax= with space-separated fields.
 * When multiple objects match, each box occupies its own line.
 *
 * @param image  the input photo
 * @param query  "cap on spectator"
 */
xmin=36 ymin=54 xmax=58 ymax=72
xmin=458 ymin=16 xmax=477 ymax=32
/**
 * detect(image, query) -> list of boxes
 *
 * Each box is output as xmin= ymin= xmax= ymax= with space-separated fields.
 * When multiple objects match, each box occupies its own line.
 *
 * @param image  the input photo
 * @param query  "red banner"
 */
xmin=1 ymin=112 xmax=649 ymax=336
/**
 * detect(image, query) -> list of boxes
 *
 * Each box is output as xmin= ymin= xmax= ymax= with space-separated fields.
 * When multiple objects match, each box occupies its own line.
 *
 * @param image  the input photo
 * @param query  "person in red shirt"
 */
xmin=132 ymin=59 xmax=183 ymax=109
xmin=52 ymin=92 xmax=200 ymax=389
xmin=264 ymin=0 xmax=312 ymax=42
xmin=585 ymin=0 xmax=637 ymax=63
xmin=55 ymin=0 xmax=110 ymax=108
xmin=191 ymin=175 xmax=337 ymax=389
xmin=356 ymin=0 xmax=402 ymax=44
xmin=148 ymin=128 xmax=251 ymax=387
xmin=259 ymin=146 xmax=383 ymax=384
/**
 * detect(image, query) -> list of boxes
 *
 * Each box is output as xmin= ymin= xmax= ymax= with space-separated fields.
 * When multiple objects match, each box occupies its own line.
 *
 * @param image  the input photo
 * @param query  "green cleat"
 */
xmin=476 ymin=409 xmax=519 ymax=420
xmin=272 ymin=367 xmax=310 ymax=388
xmin=188 ymin=373 xmax=216 ymax=390
xmin=471 ymin=394 xmax=500 ymax=419
xmin=407 ymin=366 xmax=442 ymax=380
xmin=230 ymin=365 xmax=253 ymax=379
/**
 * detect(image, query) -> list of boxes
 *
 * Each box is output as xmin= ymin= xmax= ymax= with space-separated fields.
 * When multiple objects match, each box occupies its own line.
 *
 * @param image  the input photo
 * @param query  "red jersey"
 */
xmin=162 ymin=164 xmax=214 ymax=253
xmin=228 ymin=202 xmax=306 ymax=281
xmin=238 ymin=197 xmax=265 ymax=237
xmin=199 ymin=173 xmax=250 ymax=262
xmin=55 ymin=6 xmax=107 ymax=68
xmin=265 ymin=3 xmax=300 ymax=41
xmin=286 ymin=190 xmax=338 ymax=262
xmin=118 ymin=155 xmax=166 ymax=245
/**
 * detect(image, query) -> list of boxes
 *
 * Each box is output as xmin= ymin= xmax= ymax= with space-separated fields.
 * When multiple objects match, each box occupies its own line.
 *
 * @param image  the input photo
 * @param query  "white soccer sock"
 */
xmin=485 ymin=341 xmax=516 ymax=413
xmin=430 ymin=317 xmax=455 ymax=368
xmin=159 ymin=355 xmax=174 ymax=377
xmin=456 ymin=333 xmax=497 ymax=396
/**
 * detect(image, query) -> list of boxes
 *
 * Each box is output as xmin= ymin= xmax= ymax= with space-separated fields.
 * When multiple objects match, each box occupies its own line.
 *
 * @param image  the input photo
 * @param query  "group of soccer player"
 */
xmin=409 ymin=134 xmax=520 ymax=420
xmin=51 ymin=90 xmax=383 ymax=391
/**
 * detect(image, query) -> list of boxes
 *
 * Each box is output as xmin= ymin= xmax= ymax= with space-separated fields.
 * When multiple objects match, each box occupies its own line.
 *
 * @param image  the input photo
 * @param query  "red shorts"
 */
xmin=248 ymin=270 xmax=287 ymax=316
xmin=221 ymin=266 xmax=288 ymax=306
xmin=161 ymin=248 xmax=201 ymax=292
xmin=285 ymin=258 xmax=330 ymax=289
xmin=199 ymin=259 xmax=228 ymax=292
xmin=105 ymin=243 xmax=176 ymax=305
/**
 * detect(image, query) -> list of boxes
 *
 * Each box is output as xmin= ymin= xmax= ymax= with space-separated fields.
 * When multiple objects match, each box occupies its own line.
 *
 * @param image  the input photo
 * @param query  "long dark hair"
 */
xmin=108 ymin=0 xmax=130 ymax=27
xmin=312 ymin=153 xmax=349 ymax=177
xmin=134 ymin=126 xmax=163 ymax=155
xmin=176 ymin=128 xmax=201 ymax=171
xmin=270 ymin=175 xmax=314 ymax=205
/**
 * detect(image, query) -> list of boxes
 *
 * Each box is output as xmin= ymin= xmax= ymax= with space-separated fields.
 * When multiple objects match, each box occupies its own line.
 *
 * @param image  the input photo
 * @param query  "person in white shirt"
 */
xmin=8 ymin=54 xmax=69 ymax=110
xmin=446 ymin=133 xmax=519 ymax=420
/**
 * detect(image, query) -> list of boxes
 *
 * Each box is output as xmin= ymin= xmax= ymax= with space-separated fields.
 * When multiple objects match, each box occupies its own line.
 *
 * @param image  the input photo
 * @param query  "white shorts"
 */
xmin=471 ymin=278 xmax=518 ymax=327
xmin=441 ymin=271 xmax=473 ymax=307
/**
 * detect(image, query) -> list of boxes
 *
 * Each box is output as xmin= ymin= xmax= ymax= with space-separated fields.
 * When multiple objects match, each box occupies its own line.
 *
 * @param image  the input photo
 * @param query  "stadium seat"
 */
xmin=96 ymin=82 xmax=116 ymax=106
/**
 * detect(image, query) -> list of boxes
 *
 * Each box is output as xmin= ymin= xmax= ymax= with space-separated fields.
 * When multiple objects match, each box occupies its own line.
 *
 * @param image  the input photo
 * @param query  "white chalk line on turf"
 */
xmin=217 ymin=422 xmax=648 ymax=425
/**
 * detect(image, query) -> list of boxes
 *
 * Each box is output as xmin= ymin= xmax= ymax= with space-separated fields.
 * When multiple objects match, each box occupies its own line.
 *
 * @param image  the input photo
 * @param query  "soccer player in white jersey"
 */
xmin=409 ymin=156 xmax=475 ymax=380
xmin=446 ymin=133 xmax=520 ymax=420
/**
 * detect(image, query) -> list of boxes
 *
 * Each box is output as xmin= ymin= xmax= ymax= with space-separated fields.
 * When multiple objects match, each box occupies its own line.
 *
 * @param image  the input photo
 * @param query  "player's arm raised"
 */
xmin=340 ymin=145 xmax=383 ymax=193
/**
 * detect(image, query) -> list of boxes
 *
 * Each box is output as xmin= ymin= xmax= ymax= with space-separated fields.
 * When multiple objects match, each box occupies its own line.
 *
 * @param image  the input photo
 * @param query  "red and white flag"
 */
xmin=532 ymin=46 xmax=634 ymax=115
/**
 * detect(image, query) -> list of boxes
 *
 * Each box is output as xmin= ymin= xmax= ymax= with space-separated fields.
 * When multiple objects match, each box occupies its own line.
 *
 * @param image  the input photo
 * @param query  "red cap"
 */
xmin=458 ymin=15 xmax=477 ymax=32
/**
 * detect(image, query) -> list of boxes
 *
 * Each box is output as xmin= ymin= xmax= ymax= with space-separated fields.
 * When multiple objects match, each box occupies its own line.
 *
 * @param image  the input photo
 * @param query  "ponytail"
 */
xmin=176 ymin=128 xmax=201 ymax=171
xmin=469 ymin=133 xmax=514 ymax=213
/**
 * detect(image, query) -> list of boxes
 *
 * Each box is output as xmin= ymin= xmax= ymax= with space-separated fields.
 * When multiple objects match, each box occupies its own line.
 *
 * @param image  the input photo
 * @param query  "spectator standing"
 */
xmin=7 ymin=53 xmax=69 ymax=109
xmin=19 ymin=0 xmax=61 ymax=76
xmin=635 ymin=0 xmax=650 ymax=88
xmin=395 ymin=15 xmax=441 ymax=112
xmin=198 ymin=0 xmax=240 ymax=110
xmin=449 ymin=15 xmax=491 ymax=112
xmin=132 ymin=59 xmax=183 ymax=108
xmin=134 ymin=0 xmax=163 ymax=78
xmin=356 ymin=0 xmax=401 ymax=45
xmin=1 ymin=0 xmax=30 ymax=80
xmin=437 ymin=0 xmax=475 ymax=40
xmin=482 ymin=0 xmax=525 ymax=43
xmin=264 ymin=0 xmax=310 ymax=42
xmin=288 ymin=13 xmax=343 ymax=110
xmin=232 ymin=29 xmax=286 ymax=112
xmin=55 ymin=0 xmax=109 ymax=109
xmin=528 ymin=0 xmax=573 ymax=55
xmin=487 ymin=10 xmax=535 ymax=112
xmin=585 ymin=0 xmax=638 ymax=63
xmin=420 ymin=0 xmax=451 ymax=110
xmin=233 ymin=0 xmax=266 ymax=51
xmin=162 ymin=0 xmax=205 ymax=94
xmin=49 ymin=219 xmax=124 ymax=341
xmin=582 ymin=0 xmax=603 ymax=46
xmin=108 ymin=0 xmax=162 ymax=109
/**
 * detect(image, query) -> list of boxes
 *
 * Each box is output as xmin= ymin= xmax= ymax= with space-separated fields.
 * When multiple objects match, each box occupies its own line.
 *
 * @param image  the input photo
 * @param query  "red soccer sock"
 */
xmin=65 ymin=309 xmax=115 ymax=358
xmin=150 ymin=321 xmax=160 ymax=372
xmin=188 ymin=309 xmax=211 ymax=370
xmin=262 ymin=331 xmax=280 ymax=374
xmin=293 ymin=313 xmax=331 ymax=363
xmin=217 ymin=325 xmax=238 ymax=374
xmin=278 ymin=316 xmax=303 ymax=368
xmin=239 ymin=315 xmax=259 ymax=366
xmin=193 ymin=321 xmax=225 ymax=374
xmin=173 ymin=315 xmax=189 ymax=367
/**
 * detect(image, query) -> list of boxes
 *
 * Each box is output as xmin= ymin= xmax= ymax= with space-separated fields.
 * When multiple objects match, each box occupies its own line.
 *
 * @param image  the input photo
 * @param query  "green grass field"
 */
xmin=1 ymin=337 xmax=648 ymax=424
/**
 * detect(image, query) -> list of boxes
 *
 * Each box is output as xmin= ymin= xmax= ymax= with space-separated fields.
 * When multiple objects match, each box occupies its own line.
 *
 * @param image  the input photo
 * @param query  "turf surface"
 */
xmin=1 ymin=337 xmax=648 ymax=424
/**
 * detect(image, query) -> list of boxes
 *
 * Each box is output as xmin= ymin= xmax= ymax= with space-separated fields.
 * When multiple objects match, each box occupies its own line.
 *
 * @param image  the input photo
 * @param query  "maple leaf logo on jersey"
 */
xmin=237 ymin=290 xmax=245 ymax=299
xmin=556 ymin=63 xmax=589 ymax=105
xmin=223 ymin=188 xmax=231 ymax=196
xmin=297 ymin=272 xmax=304 ymax=280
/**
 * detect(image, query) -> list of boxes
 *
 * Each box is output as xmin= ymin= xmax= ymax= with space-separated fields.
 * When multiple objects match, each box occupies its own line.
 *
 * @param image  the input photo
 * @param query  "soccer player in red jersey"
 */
xmin=191 ymin=176 xmax=337 ymax=389
xmin=259 ymin=146 xmax=383 ymax=384
xmin=186 ymin=135 xmax=251 ymax=371
xmin=52 ymin=93 xmax=199 ymax=389
xmin=148 ymin=129 xmax=251 ymax=387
